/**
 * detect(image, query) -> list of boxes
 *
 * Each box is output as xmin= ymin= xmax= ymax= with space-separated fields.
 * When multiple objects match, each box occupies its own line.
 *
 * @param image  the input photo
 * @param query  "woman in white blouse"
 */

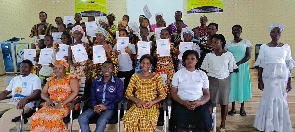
xmin=253 ymin=24 xmax=293 ymax=132
xmin=201 ymin=34 xmax=237 ymax=132
xmin=170 ymin=50 xmax=212 ymax=132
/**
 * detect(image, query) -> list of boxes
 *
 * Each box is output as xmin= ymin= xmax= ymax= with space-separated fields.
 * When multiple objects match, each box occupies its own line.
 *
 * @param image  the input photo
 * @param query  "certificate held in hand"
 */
xmin=24 ymin=49 xmax=36 ymax=64
xmin=137 ymin=41 xmax=151 ymax=59
xmin=117 ymin=37 xmax=129 ymax=54
xmin=56 ymin=44 xmax=69 ymax=60
xmin=178 ymin=42 xmax=193 ymax=59
xmin=71 ymin=44 xmax=88 ymax=62
xmin=86 ymin=21 xmax=98 ymax=37
xmin=39 ymin=49 xmax=54 ymax=65
xmin=93 ymin=45 xmax=106 ymax=64
xmin=156 ymin=39 xmax=170 ymax=57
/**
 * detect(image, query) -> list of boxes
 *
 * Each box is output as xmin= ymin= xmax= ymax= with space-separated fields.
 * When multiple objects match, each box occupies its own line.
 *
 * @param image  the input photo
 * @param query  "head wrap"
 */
xmin=107 ymin=13 xmax=116 ymax=19
xmin=71 ymin=25 xmax=84 ymax=34
xmin=182 ymin=28 xmax=194 ymax=38
xmin=118 ymin=21 xmax=128 ymax=27
xmin=96 ymin=27 xmax=107 ymax=37
xmin=268 ymin=24 xmax=284 ymax=34
xmin=54 ymin=60 xmax=69 ymax=69
xmin=155 ymin=12 xmax=163 ymax=17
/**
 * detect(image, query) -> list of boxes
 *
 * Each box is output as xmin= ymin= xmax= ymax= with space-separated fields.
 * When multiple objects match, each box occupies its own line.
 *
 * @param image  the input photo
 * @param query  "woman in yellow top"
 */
xmin=123 ymin=54 xmax=167 ymax=132
xmin=30 ymin=60 xmax=79 ymax=132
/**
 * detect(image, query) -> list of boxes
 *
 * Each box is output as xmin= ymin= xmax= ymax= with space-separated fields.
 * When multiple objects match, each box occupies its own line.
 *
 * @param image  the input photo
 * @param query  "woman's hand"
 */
xmin=46 ymin=100 xmax=54 ymax=108
xmin=190 ymin=100 xmax=202 ymax=109
xmin=182 ymin=101 xmax=193 ymax=110
xmin=287 ymin=83 xmax=292 ymax=92
xmin=125 ymin=47 xmax=132 ymax=54
xmin=116 ymin=50 xmax=121 ymax=55
xmin=54 ymin=103 xmax=63 ymax=109
xmin=135 ymin=100 xmax=145 ymax=108
xmin=258 ymin=80 xmax=264 ymax=91
xmin=143 ymin=101 xmax=155 ymax=109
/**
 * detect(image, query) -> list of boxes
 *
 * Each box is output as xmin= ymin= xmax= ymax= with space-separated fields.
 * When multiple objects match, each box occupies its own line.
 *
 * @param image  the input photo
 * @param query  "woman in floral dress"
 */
xmin=30 ymin=60 xmax=79 ymax=132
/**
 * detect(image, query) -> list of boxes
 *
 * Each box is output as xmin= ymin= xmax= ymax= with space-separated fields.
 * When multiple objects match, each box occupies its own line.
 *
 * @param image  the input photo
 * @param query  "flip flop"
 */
xmin=240 ymin=108 xmax=246 ymax=116
xmin=228 ymin=109 xmax=236 ymax=116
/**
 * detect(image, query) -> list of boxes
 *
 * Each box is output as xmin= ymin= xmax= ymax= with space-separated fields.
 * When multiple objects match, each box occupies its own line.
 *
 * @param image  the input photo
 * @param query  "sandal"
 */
xmin=219 ymin=127 xmax=226 ymax=132
xmin=228 ymin=109 xmax=236 ymax=116
xmin=240 ymin=108 xmax=246 ymax=116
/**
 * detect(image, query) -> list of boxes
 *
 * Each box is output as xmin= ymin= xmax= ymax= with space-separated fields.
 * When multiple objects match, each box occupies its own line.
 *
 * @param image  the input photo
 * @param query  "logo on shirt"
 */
xmin=22 ymin=82 xmax=27 ymax=89
xmin=108 ymin=86 xmax=115 ymax=93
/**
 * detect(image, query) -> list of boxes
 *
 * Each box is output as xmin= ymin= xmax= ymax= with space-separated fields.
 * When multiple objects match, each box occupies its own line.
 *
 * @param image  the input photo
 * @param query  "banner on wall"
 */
xmin=75 ymin=0 xmax=107 ymax=17
xmin=187 ymin=0 xmax=224 ymax=14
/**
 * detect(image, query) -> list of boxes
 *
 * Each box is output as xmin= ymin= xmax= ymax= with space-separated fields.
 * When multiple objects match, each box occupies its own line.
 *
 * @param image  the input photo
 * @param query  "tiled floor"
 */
xmin=2 ymin=69 xmax=295 ymax=131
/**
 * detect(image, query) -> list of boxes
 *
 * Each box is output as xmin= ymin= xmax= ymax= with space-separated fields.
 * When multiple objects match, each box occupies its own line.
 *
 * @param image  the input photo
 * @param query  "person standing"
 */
xmin=30 ymin=11 xmax=54 ymax=38
xmin=201 ymin=34 xmax=237 ymax=132
xmin=167 ymin=11 xmax=188 ymax=35
xmin=253 ymin=24 xmax=293 ymax=132
xmin=226 ymin=25 xmax=252 ymax=116
xmin=195 ymin=15 xmax=209 ymax=38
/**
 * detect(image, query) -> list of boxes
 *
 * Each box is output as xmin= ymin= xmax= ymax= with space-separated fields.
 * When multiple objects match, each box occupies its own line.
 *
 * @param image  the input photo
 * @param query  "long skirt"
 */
xmin=169 ymin=101 xmax=212 ymax=132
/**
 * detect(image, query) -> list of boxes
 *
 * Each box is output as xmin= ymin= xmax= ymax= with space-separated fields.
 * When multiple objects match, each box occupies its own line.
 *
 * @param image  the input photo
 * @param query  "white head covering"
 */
xmin=155 ymin=12 xmax=163 ymax=17
xmin=268 ymin=24 xmax=284 ymax=34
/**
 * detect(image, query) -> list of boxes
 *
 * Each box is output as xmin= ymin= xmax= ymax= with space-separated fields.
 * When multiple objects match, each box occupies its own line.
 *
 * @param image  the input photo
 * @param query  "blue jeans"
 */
xmin=78 ymin=108 xmax=115 ymax=132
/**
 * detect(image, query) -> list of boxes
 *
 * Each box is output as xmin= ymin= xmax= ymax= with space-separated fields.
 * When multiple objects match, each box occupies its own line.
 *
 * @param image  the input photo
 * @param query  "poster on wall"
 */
xmin=75 ymin=0 xmax=107 ymax=17
xmin=187 ymin=0 xmax=224 ymax=14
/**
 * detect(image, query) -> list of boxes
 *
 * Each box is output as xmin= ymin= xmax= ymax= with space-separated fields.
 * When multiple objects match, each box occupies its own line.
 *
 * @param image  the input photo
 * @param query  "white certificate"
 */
xmin=64 ymin=16 xmax=74 ymax=26
xmin=128 ymin=22 xmax=139 ymax=34
xmin=23 ymin=49 xmax=36 ymax=64
xmin=143 ymin=4 xmax=152 ymax=19
xmin=52 ymin=32 xmax=63 ymax=44
xmin=39 ymin=35 xmax=45 ymax=39
xmin=93 ymin=45 xmax=106 ymax=64
xmin=71 ymin=44 xmax=88 ymax=62
xmin=178 ymin=42 xmax=193 ymax=59
xmin=137 ymin=41 xmax=151 ymax=59
xmin=56 ymin=44 xmax=69 ymax=60
xmin=117 ymin=37 xmax=129 ymax=54
xmin=86 ymin=21 xmax=98 ymax=37
xmin=115 ymin=31 xmax=119 ymax=39
xmin=155 ymin=27 xmax=166 ymax=40
xmin=156 ymin=39 xmax=170 ymax=57
xmin=39 ymin=49 xmax=54 ymax=65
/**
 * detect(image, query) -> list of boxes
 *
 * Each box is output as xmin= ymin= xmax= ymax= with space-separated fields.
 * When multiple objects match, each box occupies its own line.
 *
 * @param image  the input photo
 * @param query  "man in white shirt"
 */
xmin=0 ymin=60 xmax=41 ymax=131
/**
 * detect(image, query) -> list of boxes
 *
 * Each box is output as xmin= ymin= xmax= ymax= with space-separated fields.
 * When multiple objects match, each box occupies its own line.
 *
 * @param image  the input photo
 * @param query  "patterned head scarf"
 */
xmin=182 ymin=28 xmax=194 ymax=38
xmin=118 ymin=21 xmax=128 ymax=28
xmin=54 ymin=60 xmax=69 ymax=69
xmin=107 ymin=13 xmax=116 ymax=19
xmin=268 ymin=24 xmax=285 ymax=34
xmin=96 ymin=27 xmax=107 ymax=37
xmin=71 ymin=25 xmax=84 ymax=34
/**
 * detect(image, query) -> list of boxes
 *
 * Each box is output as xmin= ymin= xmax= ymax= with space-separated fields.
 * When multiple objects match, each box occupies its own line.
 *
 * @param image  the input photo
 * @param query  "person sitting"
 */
xmin=169 ymin=50 xmax=212 ymax=132
xmin=78 ymin=61 xmax=124 ymax=132
xmin=30 ymin=60 xmax=79 ymax=132
xmin=0 ymin=60 xmax=41 ymax=132
xmin=122 ymin=54 xmax=167 ymax=132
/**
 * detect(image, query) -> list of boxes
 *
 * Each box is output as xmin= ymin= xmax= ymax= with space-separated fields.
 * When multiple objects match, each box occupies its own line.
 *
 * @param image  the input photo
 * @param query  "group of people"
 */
xmin=0 ymin=10 xmax=293 ymax=132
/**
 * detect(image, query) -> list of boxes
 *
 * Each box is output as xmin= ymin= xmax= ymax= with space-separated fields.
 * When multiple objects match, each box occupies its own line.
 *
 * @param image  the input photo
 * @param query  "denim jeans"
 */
xmin=78 ymin=108 xmax=115 ymax=132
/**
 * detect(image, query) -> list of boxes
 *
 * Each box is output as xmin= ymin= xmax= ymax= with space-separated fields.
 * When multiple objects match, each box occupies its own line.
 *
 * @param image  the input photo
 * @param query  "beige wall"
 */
xmin=0 ymin=0 xmax=294 ymax=60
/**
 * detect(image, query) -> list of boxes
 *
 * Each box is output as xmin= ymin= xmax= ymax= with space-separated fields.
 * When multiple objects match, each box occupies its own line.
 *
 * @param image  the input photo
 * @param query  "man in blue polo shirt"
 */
xmin=78 ymin=60 xmax=124 ymax=132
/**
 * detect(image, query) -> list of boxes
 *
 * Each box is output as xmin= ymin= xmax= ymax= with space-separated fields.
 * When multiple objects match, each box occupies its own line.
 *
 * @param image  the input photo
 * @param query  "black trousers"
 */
xmin=117 ymin=70 xmax=134 ymax=92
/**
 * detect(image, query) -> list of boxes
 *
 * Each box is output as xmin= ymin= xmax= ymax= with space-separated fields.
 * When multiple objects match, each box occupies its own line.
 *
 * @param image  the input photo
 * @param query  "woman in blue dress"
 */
xmin=225 ymin=25 xmax=252 ymax=116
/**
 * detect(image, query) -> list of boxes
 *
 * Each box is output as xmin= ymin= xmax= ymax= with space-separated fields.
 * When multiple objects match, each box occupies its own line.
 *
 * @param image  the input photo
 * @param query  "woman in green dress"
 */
xmin=225 ymin=25 xmax=252 ymax=116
